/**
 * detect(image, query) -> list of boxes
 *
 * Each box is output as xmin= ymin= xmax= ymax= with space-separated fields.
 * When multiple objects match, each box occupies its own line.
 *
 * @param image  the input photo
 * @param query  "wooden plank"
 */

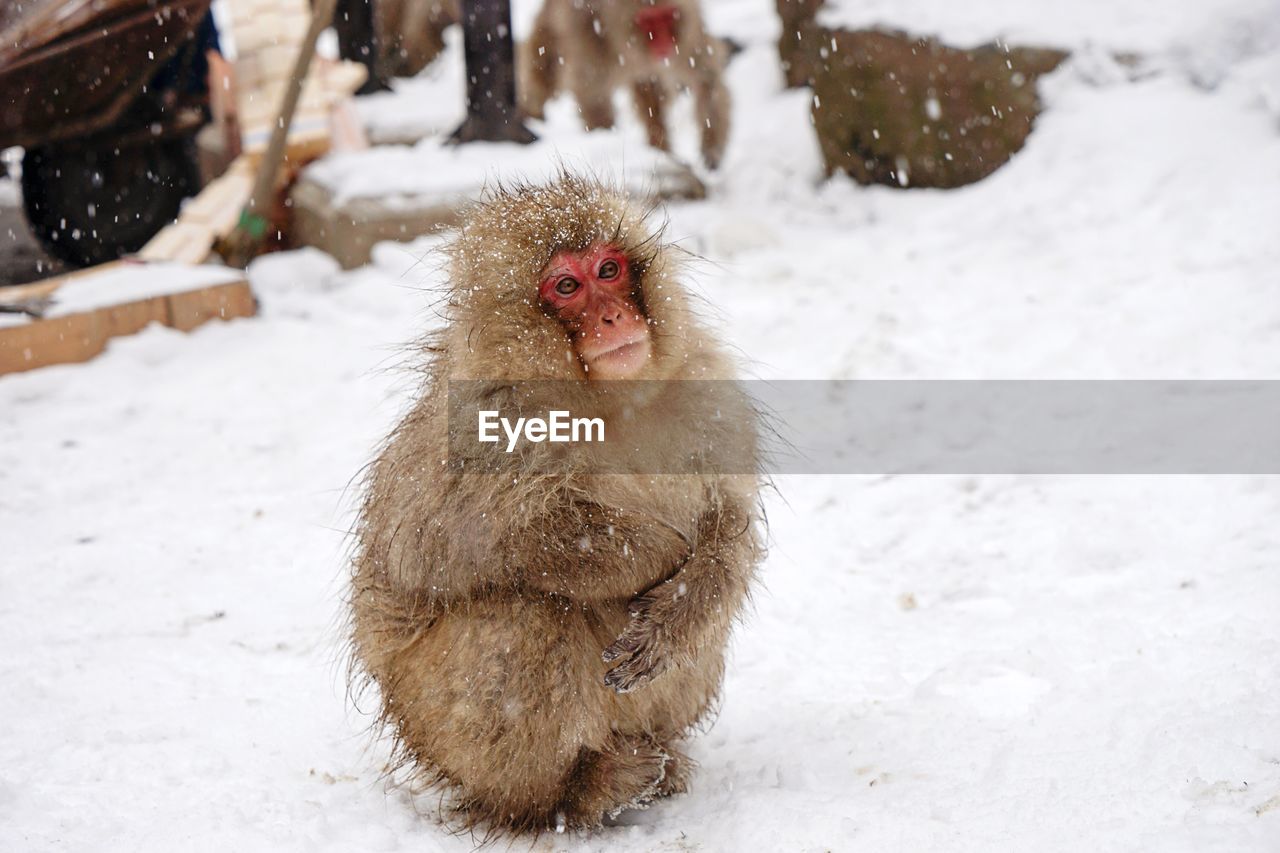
xmin=136 ymin=222 xmax=217 ymax=264
xmin=180 ymin=171 xmax=255 ymax=234
xmin=0 ymin=279 xmax=62 ymax=311
xmin=0 ymin=313 xmax=106 ymax=372
xmin=137 ymin=155 xmax=255 ymax=262
xmin=0 ymin=261 xmax=129 ymax=312
xmin=167 ymin=280 xmax=259 ymax=332
xmin=0 ymin=280 xmax=257 ymax=375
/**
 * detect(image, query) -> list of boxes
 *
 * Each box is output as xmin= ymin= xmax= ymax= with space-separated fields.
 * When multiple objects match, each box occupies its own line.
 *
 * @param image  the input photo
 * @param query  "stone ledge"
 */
xmin=289 ymin=141 xmax=706 ymax=269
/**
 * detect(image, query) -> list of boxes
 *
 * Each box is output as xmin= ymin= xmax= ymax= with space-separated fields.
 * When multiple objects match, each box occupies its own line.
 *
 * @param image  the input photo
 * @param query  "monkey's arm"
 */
xmin=602 ymin=496 xmax=759 ymax=693
xmin=511 ymin=494 xmax=695 ymax=602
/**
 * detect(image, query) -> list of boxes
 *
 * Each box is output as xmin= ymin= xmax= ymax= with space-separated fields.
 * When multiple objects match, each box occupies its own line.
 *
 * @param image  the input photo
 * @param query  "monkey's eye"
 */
xmin=597 ymin=259 xmax=620 ymax=281
xmin=555 ymin=276 xmax=581 ymax=296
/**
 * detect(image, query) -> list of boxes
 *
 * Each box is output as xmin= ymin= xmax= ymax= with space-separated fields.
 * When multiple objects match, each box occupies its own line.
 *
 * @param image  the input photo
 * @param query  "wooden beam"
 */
xmin=0 ymin=279 xmax=257 ymax=375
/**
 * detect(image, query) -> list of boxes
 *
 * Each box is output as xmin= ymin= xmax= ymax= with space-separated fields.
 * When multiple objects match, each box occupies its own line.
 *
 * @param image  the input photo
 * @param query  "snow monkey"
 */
xmin=373 ymin=0 xmax=459 ymax=80
xmin=349 ymin=174 xmax=762 ymax=834
xmin=520 ymin=0 xmax=732 ymax=169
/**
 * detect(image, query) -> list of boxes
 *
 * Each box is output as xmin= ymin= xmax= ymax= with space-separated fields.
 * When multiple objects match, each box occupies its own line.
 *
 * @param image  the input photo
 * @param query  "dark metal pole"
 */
xmin=332 ymin=0 xmax=387 ymax=94
xmin=448 ymin=0 xmax=536 ymax=144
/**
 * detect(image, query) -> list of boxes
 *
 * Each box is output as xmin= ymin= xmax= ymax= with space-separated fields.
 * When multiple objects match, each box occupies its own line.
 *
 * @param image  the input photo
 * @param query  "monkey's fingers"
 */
xmin=603 ymin=615 xmax=671 ymax=693
xmin=602 ymin=622 xmax=643 ymax=664
xmin=627 ymin=591 xmax=659 ymax=619
xmin=604 ymin=645 xmax=665 ymax=694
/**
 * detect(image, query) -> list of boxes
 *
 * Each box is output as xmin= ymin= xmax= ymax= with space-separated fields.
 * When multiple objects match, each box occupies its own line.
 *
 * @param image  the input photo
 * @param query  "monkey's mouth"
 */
xmin=585 ymin=336 xmax=652 ymax=379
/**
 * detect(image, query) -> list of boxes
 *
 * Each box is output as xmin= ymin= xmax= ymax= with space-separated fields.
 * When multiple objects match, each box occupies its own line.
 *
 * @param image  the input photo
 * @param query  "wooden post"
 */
xmin=448 ymin=0 xmax=536 ymax=144
xmin=221 ymin=0 xmax=340 ymax=267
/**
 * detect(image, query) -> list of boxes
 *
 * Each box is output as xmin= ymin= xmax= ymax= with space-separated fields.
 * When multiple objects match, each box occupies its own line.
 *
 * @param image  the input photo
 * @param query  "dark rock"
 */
xmin=809 ymin=29 xmax=1068 ymax=188
xmin=775 ymin=0 xmax=827 ymax=89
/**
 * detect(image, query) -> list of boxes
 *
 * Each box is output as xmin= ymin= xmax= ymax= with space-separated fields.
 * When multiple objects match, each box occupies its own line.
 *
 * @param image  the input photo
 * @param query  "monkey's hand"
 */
xmin=602 ymin=589 xmax=684 ymax=694
xmin=603 ymin=501 xmax=758 ymax=694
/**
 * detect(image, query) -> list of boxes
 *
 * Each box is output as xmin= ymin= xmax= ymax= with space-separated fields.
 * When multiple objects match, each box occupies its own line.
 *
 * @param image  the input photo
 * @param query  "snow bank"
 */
xmin=818 ymin=0 xmax=1280 ymax=55
xmin=45 ymin=263 xmax=245 ymax=317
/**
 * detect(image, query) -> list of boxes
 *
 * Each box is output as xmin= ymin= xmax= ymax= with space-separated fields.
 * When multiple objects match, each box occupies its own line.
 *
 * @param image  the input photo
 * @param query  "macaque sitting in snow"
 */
xmin=349 ymin=174 xmax=762 ymax=833
xmin=520 ymin=0 xmax=732 ymax=169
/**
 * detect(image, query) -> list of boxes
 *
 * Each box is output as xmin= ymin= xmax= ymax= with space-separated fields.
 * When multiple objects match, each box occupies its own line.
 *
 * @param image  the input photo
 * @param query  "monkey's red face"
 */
xmin=635 ymin=5 xmax=680 ymax=60
xmin=539 ymin=244 xmax=652 ymax=379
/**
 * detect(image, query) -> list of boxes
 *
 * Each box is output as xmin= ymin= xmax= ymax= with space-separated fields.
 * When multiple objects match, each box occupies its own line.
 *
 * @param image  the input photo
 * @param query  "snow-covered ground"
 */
xmin=3 ymin=1 xmax=1280 ymax=850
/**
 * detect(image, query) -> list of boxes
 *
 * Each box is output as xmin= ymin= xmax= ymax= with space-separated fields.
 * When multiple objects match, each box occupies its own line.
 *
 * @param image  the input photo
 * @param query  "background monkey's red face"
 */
xmin=539 ymin=244 xmax=652 ymax=379
xmin=634 ymin=5 xmax=680 ymax=60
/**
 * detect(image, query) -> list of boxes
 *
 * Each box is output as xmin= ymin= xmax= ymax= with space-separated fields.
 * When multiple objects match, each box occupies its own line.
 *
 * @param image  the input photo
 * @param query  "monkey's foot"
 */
xmin=656 ymin=744 xmax=695 ymax=798
xmin=559 ymin=733 xmax=669 ymax=826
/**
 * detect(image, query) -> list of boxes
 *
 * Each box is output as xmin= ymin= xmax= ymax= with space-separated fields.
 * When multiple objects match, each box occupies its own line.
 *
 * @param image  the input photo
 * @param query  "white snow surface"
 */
xmin=817 ymin=0 xmax=1280 ymax=55
xmin=44 ymin=263 xmax=245 ymax=316
xmin=3 ymin=1 xmax=1280 ymax=851
xmin=307 ymin=127 xmax=696 ymax=207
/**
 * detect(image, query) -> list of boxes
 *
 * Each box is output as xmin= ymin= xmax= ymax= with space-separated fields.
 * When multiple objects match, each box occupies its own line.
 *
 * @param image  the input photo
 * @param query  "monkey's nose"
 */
xmin=601 ymin=308 xmax=623 ymax=325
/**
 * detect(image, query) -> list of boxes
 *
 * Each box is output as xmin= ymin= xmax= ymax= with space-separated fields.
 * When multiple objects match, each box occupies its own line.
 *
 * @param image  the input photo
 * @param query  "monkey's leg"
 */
xmin=568 ymin=74 xmax=616 ymax=131
xmin=520 ymin=12 xmax=558 ymax=119
xmin=632 ymin=79 xmax=670 ymax=152
xmin=654 ymin=741 xmax=695 ymax=797
xmin=693 ymin=68 xmax=732 ymax=169
xmin=373 ymin=595 xmax=666 ymax=831
xmin=557 ymin=731 xmax=672 ymax=825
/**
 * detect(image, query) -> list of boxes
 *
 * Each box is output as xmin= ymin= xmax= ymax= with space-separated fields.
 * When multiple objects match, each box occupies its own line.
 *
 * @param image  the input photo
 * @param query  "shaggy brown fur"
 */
xmin=519 ymin=0 xmax=732 ymax=169
xmin=349 ymin=174 xmax=761 ymax=835
xmin=374 ymin=0 xmax=458 ymax=80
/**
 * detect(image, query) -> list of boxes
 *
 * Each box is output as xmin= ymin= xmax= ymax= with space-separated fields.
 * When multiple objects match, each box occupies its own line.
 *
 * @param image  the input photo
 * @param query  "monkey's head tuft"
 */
xmin=441 ymin=172 xmax=703 ymax=383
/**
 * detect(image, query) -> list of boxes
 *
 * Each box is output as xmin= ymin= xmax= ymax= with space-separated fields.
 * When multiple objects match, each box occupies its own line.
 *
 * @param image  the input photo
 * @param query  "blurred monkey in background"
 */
xmin=331 ymin=0 xmax=460 ymax=87
xmin=375 ymin=0 xmax=460 ymax=80
xmin=520 ymin=0 xmax=732 ymax=168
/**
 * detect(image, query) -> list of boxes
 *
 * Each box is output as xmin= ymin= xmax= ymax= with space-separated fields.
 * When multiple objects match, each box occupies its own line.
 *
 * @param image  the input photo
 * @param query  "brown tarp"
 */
xmin=0 ymin=0 xmax=211 ymax=147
